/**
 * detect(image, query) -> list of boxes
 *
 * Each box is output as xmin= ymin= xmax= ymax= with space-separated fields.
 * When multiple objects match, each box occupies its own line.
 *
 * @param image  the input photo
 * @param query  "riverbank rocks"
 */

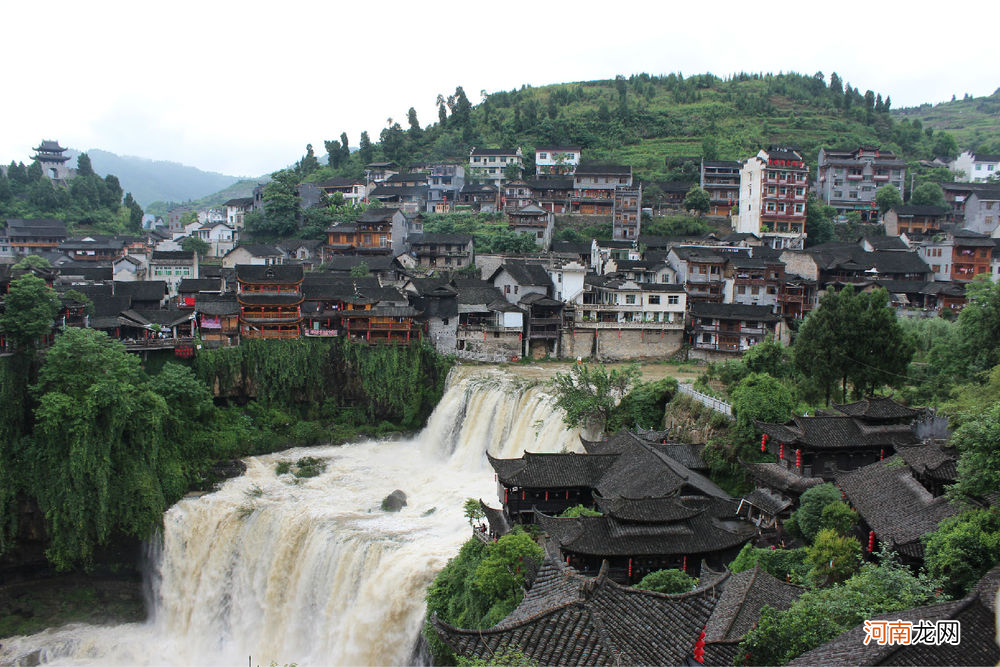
xmin=381 ymin=490 xmax=408 ymax=512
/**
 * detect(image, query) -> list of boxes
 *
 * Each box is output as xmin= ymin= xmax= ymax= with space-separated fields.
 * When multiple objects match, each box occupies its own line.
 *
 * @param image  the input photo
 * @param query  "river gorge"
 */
xmin=0 ymin=366 xmax=585 ymax=666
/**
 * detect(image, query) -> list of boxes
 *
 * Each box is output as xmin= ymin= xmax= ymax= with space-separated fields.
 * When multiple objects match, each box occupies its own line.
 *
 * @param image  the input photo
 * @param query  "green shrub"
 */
xmin=634 ymin=568 xmax=698 ymax=594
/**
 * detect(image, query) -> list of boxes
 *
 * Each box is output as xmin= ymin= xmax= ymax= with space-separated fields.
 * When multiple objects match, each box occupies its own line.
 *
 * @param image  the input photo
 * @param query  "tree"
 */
xmin=123 ymin=192 xmax=144 ymax=231
xmin=949 ymin=401 xmax=1000 ymax=500
xmin=503 ymin=162 xmax=521 ymax=182
xmin=730 ymin=372 xmax=797 ymax=443
xmin=76 ymin=152 xmax=95 ymax=177
xmin=407 ymin=107 xmax=422 ymax=139
xmin=259 ymin=169 xmax=301 ymax=237
xmin=548 ymin=364 xmax=641 ymax=433
xmin=793 ymin=286 xmax=912 ymax=404
xmin=472 ymin=530 xmax=544 ymax=603
xmin=608 ymin=377 xmax=678 ymax=431
xmin=910 ymin=182 xmax=946 ymax=207
xmin=683 ymin=186 xmax=711 ymax=215
xmin=635 ymin=568 xmax=698 ymax=594
xmin=463 ymin=498 xmax=485 ymax=528
xmin=0 ymin=273 xmax=60 ymax=352
xmin=923 ymin=505 xmax=1000 ymax=598
xmin=737 ymin=548 xmax=942 ymax=665
xmin=806 ymin=529 xmax=861 ymax=586
xmin=12 ymin=255 xmax=52 ymax=271
xmin=558 ymin=504 xmax=602 ymax=518
xmin=358 ymin=131 xmax=374 ymax=165
xmin=297 ymin=144 xmax=320 ymax=177
xmin=324 ymin=139 xmax=343 ymax=168
xmin=349 ymin=261 xmax=370 ymax=277
xmin=804 ymin=196 xmax=835 ymax=246
xmin=180 ymin=235 xmax=211 ymax=258
xmin=874 ymin=184 xmax=903 ymax=214
xmin=791 ymin=483 xmax=842 ymax=543
xmin=30 ymin=328 xmax=170 ymax=569
xmin=820 ymin=501 xmax=858 ymax=536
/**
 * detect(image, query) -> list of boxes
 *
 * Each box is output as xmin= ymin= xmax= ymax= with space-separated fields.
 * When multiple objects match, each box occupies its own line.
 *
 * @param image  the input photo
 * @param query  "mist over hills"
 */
xmin=65 ymin=148 xmax=243 ymax=208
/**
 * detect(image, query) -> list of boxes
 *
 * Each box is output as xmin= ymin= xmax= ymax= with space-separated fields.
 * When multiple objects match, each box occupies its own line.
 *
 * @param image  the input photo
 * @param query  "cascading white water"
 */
xmin=0 ymin=366 xmax=583 ymax=667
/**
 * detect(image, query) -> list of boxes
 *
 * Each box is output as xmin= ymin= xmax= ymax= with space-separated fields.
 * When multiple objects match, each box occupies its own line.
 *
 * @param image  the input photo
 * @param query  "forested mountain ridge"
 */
xmin=68 ymin=149 xmax=243 ymax=209
xmin=892 ymin=88 xmax=1000 ymax=155
xmin=296 ymin=71 xmax=990 ymax=190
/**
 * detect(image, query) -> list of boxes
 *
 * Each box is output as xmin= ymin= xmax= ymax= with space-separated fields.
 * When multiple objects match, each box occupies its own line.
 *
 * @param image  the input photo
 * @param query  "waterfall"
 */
xmin=0 ymin=366 xmax=582 ymax=667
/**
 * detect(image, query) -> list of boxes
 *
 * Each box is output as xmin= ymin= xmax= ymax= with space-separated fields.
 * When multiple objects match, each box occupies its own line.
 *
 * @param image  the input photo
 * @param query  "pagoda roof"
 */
xmin=755 ymin=416 xmax=918 ymax=450
xmin=836 ymin=455 xmax=961 ymax=559
xmin=703 ymin=565 xmax=803 ymax=643
xmin=195 ymin=294 xmax=240 ymax=316
xmin=592 ymin=493 xmax=704 ymax=523
xmin=833 ymin=396 xmax=923 ymax=420
xmin=487 ymin=451 xmax=617 ymax=488
xmin=742 ymin=461 xmax=824 ymax=495
xmin=534 ymin=499 xmax=753 ymax=557
xmin=433 ymin=560 xmax=729 ymax=666
xmin=33 ymin=140 xmax=66 ymax=152
xmin=234 ymin=264 xmax=303 ymax=284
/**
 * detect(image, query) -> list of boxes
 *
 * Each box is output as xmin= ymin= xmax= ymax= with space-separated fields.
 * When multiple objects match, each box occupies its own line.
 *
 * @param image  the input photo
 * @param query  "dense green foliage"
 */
xmin=607 ymin=377 xmax=678 ymax=431
xmin=736 ymin=549 xmax=943 ymax=665
xmin=634 ymin=568 xmax=698 ymax=594
xmin=194 ymin=337 xmax=452 ymax=428
xmin=923 ymin=506 xmax=1000 ymax=598
xmin=0 ymin=329 xmax=453 ymax=570
xmin=730 ymin=372 xmax=797 ymax=443
xmin=0 ymin=152 xmax=140 ymax=232
xmin=424 ymin=531 xmax=545 ymax=664
xmin=791 ymin=484 xmax=843 ymax=543
xmin=0 ymin=274 xmax=61 ymax=352
xmin=548 ymin=364 xmax=642 ymax=433
xmin=729 ymin=543 xmax=810 ymax=584
xmin=894 ymin=89 xmax=1000 ymax=156
xmin=421 ymin=213 xmax=538 ymax=254
xmin=558 ymin=504 xmax=602 ymax=518
xmin=794 ymin=286 xmax=913 ymax=405
xmin=805 ymin=529 xmax=861 ymax=586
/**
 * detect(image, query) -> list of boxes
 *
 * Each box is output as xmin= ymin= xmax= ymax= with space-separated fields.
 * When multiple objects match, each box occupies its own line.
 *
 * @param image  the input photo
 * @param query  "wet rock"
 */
xmin=381 ymin=489 xmax=407 ymax=512
xmin=210 ymin=459 xmax=247 ymax=480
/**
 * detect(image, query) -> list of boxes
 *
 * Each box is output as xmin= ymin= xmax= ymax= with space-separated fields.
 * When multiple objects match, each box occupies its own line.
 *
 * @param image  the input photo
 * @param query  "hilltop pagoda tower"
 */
xmin=32 ymin=140 xmax=71 ymax=181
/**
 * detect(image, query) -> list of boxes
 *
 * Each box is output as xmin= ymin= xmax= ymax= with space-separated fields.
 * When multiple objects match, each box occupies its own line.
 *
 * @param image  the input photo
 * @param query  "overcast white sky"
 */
xmin=2 ymin=0 xmax=997 ymax=177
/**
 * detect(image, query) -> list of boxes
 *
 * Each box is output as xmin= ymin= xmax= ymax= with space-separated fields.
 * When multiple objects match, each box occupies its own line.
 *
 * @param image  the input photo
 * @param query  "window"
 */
xmin=504 ymin=285 xmax=510 ymax=294
xmin=737 ymin=285 xmax=746 ymax=295
xmin=668 ymin=295 xmax=679 ymax=305
xmin=442 ymin=318 xmax=449 ymax=325
xmin=751 ymin=286 xmax=760 ymax=295
xmin=702 ymin=333 xmax=712 ymax=343
xmin=513 ymin=286 xmax=518 ymax=294
xmin=648 ymin=295 xmax=660 ymax=304
xmin=625 ymin=294 xmax=636 ymax=304
xmin=539 ymin=152 xmax=548 ymax=160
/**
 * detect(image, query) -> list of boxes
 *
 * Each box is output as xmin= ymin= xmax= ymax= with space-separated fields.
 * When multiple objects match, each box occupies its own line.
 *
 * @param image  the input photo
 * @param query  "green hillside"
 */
xmin=145 ymin=177 xmax=267 ymax=217
xmin=291 ymin=72 xmax=962 ymax=190
xmin=892 ymin=89 xmax=1000 ymax=155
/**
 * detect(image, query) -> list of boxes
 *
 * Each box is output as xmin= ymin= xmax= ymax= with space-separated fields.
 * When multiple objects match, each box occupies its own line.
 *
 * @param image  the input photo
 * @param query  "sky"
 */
xmin=2 ymin=0 xmax=998 ymax=178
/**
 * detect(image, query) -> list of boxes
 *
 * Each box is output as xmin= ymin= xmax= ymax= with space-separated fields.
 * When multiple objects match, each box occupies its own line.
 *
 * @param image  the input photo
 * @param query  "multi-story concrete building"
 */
xmin=469 ymin=147 xmax=523 ymax=186
xmin=700 ymin=160 xmax=740 ymax=216
xmin=613 ymin=185 xmax=642 ymax=241
xmin=963 ymin=187 xmax=1000 ymax=236
xmin=570 ymin=164 xmax=641 ymax=240
xmin=951 ymin=151 xmax=1000 ymax=183
xmin=224 ymin=198 xmax=254 ymax=230
xmin=535 ymin=146 xmax=581 ymax=178
xmin=736 ymin=148 xmax=808 ymax=250
xmin=416 ymin=163 xmax=464 ymax=213
xmin=816 ymin=146 xmax=906 ymax=221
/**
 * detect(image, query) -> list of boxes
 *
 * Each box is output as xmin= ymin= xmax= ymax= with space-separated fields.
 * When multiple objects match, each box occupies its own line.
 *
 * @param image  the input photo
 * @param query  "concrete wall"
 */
xmin=560 ymin=327 xmax=683 ymax=361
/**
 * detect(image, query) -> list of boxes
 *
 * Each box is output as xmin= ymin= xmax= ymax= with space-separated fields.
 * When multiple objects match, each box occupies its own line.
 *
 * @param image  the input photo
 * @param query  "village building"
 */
xmin=688 ymin=302 xmax=779 ymax=354
xmin=453 ymin=279 xmax=524 ymax=362
xmin=223 ymin=197 xmax=254 ymax=229
xmin=57 ymin=235 xmax=125 ymax=262
xmin=149 ymin=250 xmax=198 ymax=295
xmin=405 ymin=233 xmax=474 ymax=270
xmin=488 ymin=434 xmax=752 ymax=582
xmin=3 ymin=218 xmax=68 ymax=256
xmin=535 ymin=146 xmax=581 ymax=178
xmin=195 ymin=293 xmax=241 ymax=348
xmin=418 ymin=163 xmax=464 ymax=213
xmin=403 ymin=277 xmax=459 ymax=354
xmin=324 ymin=208 xmax=413 ymax=257
xmin=737 ymin=147 xmax=809 ymax=249
xmin=457 ymin=183 xmax=499 ymax=212
xmin=962 ymin=186 xmax=1000 ymax=236
xmin=723 ymin=254 xmax=785 ymax=308
xmin=364 ymin=161 xmax=398 ymax=183
xmin=194 ymin=222 xmax=238 ymax=258
xmin=950 ymin=150 xmax=1000 ymax=183
xmin=502 ymin=180 xmax=533 ymax=212
xmin=949 ymin=229 xmax=994 ymax=281
xmin=837 ymin=442 xmax=959 ymax=564
xmin=468 ymin=147 xmax=523 ymax=186
xmin=32 ymin=140 xmax=73 ymax=181
xmin=700 ymin=160 xmax=741 ymax=216
xmin=235 ymin=264 xmax=304 ymax=339
xmin=883 ymin=205 xmax=949 ymax=236
xmin=312 ymin=177 xmax=368 ymax=206
xmin=434 ymin=558 xmax=733 ymax=666
xmin=507 ymin=203 xmax=554 ymax=249
xmin=754 ymin=397 xmax=924 ymax=482
xmin=667 ymin=246 xmax=728 ymax=303
xmin=222 ymin=244 xmax=283 ymax=268
xmin=816 ymin=146 xmax=906 ymax=221
xmin=527 ymin=178 xmax=574 ymax=213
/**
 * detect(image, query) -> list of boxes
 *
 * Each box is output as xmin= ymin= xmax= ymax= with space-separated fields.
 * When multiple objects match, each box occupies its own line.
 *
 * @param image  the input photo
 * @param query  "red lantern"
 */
xmin=880 ymin=449 xmax=884 ymax=461
xmin=795 ymin=449 xmax=802 ymax=469
xmin=504 ymin=489 xmax=508 ymax=503
xmin=779 ymin=443 xmax=784 ymax=460
xmin=693 ymin=629 xmax=706 ymax=664
xmin=682 ymin=556 xmax=687 ymax=572
xmin=868 ymin=531 xmax=876 ymax=553
xmin=628 ymin=558 xmax=633 ymax=578
xmin=761 ymin=433 xmax=769 ymax=452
